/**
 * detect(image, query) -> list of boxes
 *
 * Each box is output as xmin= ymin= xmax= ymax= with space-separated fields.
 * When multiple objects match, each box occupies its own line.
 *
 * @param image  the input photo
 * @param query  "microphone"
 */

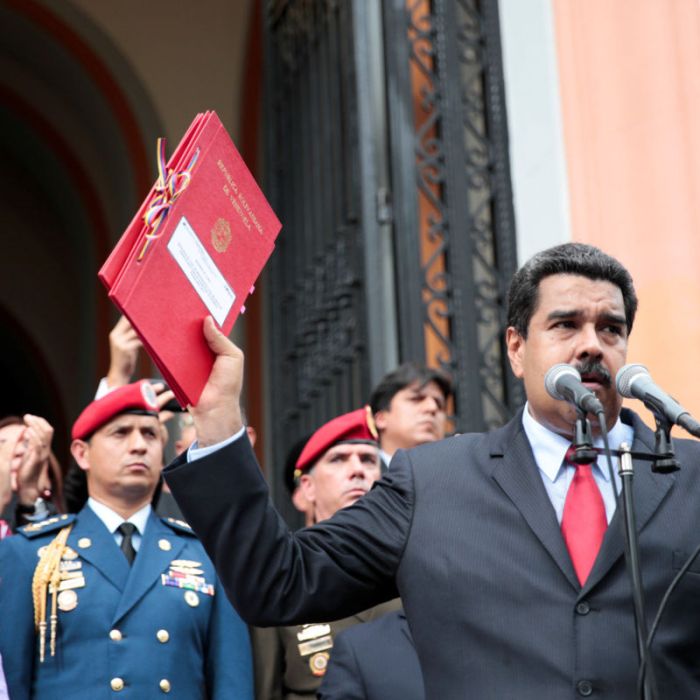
xmin=616 ymin=364 xmax=700 ymax=438
xmin=544 ymin=364 xmax=605 ymax=415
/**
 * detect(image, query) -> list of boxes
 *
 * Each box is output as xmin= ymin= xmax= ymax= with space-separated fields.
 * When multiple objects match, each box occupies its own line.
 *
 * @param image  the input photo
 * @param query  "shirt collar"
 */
xmin=87 ymin=497 xmax=152 ymax=535
xmin=521 ymin=402 xmax=634 ymax=483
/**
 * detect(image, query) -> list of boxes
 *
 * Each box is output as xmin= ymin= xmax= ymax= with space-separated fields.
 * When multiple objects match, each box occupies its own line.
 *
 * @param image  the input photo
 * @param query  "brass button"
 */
xmin=110 ymin=677 xmax=125 ymax=691
xmin=159 ymin=679 xmax=171 ymax=693
xmin=156 ymin=629 xmax=169 ymax=643
xmin=109 ymin=629 xmax=122 ymax=641
xmin=158 ymin=539 xmax=172 ymax=551
xmin=77 ymin=537 xmax=92 ymax=549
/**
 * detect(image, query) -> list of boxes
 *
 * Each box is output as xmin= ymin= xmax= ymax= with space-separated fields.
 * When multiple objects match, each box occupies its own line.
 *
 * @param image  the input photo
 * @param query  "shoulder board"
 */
xmin=161 ymin=517 xmax=195 ymax=535
xmin=18 ymin=513 xmax=76 ymax=539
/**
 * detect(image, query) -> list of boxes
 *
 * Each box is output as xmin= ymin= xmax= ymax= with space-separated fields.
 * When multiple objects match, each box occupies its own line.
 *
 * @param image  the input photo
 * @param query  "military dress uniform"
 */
xmin=0 ymin=506 xmax=254 ymax=700
xmin=252 ymin=599 xmax=401 ymax=700
xmin=251 ymin=408 xmax=399 ymax=700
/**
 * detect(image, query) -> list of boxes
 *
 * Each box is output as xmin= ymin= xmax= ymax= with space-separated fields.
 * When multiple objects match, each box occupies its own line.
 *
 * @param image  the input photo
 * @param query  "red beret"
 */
xmin=72 ymin=381 xmax=160 ymax=440
xmin=295 ymin=407 xmax=378 ymax=477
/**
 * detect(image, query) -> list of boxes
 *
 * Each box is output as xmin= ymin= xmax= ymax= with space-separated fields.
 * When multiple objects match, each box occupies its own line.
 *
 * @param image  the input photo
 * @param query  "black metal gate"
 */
xmin=263 ymin=0 xmax=522 ymax=517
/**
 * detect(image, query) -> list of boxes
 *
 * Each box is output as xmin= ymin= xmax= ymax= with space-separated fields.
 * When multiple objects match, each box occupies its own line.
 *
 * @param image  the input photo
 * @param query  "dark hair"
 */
xmin=0 ymin=415 xmax=22 ymax=431
xmin=369 ymin=363 xmax=453 ymax=415
xmin=507 ymin=242 xmax=638 ymax=337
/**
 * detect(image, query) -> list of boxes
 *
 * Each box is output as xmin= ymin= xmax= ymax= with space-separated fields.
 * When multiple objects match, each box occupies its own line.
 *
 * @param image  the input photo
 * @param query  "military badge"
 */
xmin=296 ymin=623 xmax=333 ymax=657
xmin=161 ymin=560 xmax=215 ymax=597
xmin=309 ymin=651 xmax=330 ymax=676
xmin=57 ymin=590 xmax=78 ymax=612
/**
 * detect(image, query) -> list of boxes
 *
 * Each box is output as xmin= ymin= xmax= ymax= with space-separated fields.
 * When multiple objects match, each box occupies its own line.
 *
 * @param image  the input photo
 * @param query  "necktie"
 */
xmin=560 ymin=448 xmax=607 ymax=585
xmin=117 ymin=522 xmax=137 ymax=565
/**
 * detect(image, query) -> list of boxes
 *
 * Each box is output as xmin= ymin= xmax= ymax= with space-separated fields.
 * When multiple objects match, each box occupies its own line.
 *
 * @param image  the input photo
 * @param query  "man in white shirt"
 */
xmin=165 ymin=242 xmax=700 ymax=698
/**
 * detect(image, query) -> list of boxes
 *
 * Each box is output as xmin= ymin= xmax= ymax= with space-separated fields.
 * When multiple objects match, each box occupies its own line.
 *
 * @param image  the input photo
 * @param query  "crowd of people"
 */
xmin=0 ymin=305 xmax=452 ymax=698
xmin=3 ymin=241 xmax=698 ymax=698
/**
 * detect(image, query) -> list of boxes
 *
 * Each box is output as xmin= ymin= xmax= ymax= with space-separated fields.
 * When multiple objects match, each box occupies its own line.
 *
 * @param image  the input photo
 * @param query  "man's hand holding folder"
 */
xmin=99 ymin=111 xmax=281 ymax=407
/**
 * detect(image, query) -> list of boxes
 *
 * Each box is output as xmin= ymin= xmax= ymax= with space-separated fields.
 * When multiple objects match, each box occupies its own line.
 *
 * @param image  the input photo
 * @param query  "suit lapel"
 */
xmin=490 ymin=415 xmax=581 ymax=591
xmin=491 ymin=410 xmax=676 ymax=594
xmin=583 ymin=411 xmax=675 ymax=592
xmin=71 ymin=506 xmax=130 ymax=592
xmin=112 ymin=514 xmax=186 ymax=624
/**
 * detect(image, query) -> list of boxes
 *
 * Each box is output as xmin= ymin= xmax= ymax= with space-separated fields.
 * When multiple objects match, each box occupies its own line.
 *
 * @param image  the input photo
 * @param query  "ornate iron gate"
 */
xmin=263 ymin=0 xmax=522 ymax=516
xmin=382 ymin=0 xmax=523 ymax=433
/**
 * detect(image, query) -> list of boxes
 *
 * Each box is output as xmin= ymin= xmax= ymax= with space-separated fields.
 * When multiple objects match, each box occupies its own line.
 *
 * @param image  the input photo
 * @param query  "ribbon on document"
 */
xmin=137 ymin=138 xmax=200 ymax=261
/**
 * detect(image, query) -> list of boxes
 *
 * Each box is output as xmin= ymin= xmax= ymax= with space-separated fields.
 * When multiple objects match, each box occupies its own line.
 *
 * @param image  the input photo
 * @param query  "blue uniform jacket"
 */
xmin=0 ymin=506 xmax=253 ymax=699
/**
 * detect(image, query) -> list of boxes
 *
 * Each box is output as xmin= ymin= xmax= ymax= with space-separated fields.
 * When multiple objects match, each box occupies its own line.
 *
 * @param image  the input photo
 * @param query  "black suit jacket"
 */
xmin=165 ymin=409 xmax=700 ymax=698
xmin=318 ymin=609 xmax=423 ymax=700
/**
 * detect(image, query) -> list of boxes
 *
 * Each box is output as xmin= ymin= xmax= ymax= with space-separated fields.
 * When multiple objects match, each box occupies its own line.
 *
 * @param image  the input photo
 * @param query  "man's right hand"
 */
xmin=188 ymin=316 xmax=244 ymax=448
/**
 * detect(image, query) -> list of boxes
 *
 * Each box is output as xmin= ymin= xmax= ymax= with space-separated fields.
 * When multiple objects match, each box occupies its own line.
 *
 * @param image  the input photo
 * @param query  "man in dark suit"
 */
xmin=0 ymin=381 xmax=254 ymax=700
xmin=318 ymin=609 xmax=422 ymax=700
xmin=165 ymin=243 xmax=700 ymax=698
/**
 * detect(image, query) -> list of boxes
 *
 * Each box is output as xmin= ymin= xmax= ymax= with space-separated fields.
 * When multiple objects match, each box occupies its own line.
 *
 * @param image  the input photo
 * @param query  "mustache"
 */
xmin=574 ymin=360 xmax=611 ymax=388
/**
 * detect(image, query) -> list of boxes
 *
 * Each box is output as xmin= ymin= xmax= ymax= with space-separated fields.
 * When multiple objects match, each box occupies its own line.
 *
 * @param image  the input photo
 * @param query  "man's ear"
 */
xmin=291 ymin=487 xmax=309 ymax=516
xmin=505 ymin=327 xmax=526 ymax=379
xmin=70 ymin=439 xmax=90 ymax=473
xmin=373 ymin=409 xmax=388 ymax=432
xmin=298 ymin=473 xmax=315 ymax=504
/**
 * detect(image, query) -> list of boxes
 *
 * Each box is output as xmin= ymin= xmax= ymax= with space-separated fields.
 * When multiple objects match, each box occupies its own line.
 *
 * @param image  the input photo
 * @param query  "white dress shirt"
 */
xmin=521 ymin=402 xmax=633 ymax=524
xmin=87 ymin=498 xmax=151 ymax=552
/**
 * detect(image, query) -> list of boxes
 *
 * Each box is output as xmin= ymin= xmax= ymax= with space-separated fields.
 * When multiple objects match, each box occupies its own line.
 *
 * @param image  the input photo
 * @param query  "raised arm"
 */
xmin=164 ymin=318 xmax=409 ymax=626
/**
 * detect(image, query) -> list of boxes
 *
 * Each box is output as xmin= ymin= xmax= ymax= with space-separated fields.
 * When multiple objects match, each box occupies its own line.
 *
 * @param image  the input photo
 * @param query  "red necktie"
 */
xmin=561 ymin=448 xmax=607 ymax=585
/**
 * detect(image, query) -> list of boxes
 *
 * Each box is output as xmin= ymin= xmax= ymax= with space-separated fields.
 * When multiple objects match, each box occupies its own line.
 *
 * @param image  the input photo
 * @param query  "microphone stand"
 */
xmin=649 ymin=416 xmax=679 ymax=474
xmin=571 ymin=411 xmax=597 ymax=465
xmin=573 ymin=410 xmax=661 ymax=700
xmin=617 ymin=442 xmax=657 ymax=700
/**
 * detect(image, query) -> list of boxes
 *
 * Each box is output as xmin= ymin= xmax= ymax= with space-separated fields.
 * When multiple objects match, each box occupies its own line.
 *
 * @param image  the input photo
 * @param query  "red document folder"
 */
xmin=99 ymin=111 xmax=281 ymax=407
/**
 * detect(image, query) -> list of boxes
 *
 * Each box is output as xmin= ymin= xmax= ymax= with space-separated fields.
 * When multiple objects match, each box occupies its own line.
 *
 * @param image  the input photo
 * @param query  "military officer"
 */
xmin=0 ymin=381 xmax=254 ymax=699
xmin=252 ymin=409 xmax=400 ymax=700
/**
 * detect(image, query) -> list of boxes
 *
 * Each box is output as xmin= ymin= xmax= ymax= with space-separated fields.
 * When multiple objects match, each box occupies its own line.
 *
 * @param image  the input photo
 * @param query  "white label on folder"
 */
xmin=167 ymin=216 xmax=236 ymax=326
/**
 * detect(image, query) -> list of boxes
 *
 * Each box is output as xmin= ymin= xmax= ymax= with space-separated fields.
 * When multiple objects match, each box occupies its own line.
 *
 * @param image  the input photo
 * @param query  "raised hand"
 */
xmin=13 ymin=414 xmax=54 ymax=506
xmin=106 ymin=315 xmax=143 ymax=389
xmin=188 ymin=317 xmax=244 ymax=448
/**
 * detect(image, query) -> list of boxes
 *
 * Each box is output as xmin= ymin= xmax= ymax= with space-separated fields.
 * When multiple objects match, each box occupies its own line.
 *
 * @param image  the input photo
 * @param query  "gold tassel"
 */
xmin=32 ymin=525 xmax=72 ymax=662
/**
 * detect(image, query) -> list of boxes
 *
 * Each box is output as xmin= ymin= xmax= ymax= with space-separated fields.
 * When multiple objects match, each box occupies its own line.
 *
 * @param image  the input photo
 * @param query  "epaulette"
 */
xmin=161 ymin=516 xmax=195 ymax=535
xmin=18 ymin=514 xmax=76 ymax=539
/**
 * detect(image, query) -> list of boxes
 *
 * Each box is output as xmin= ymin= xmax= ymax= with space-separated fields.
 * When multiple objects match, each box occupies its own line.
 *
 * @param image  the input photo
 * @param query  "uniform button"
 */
xmin=577 ymin=679 xmax=593 ymax=696
xmin=159 ymin=679 xmax=171 ymax=693
xmin=156 ymin=629 xmax=170 ymax=643
xmin=110 ymin=677 xmax=125 ymax=691
xmin=575 ymin=601 xmax=591 ymax=615
xmin=109 ymin=629 xmax=122 ymax=641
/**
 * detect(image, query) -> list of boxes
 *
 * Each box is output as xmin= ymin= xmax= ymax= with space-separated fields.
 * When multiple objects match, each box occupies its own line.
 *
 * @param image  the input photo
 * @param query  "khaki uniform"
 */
xmin=252 ymin=599 xmax=401 ymax=700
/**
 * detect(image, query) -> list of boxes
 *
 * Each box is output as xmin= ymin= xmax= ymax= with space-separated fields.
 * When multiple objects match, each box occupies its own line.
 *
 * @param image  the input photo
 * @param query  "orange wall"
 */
xmin=553 ymin=0 xmax=700 ymax=427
